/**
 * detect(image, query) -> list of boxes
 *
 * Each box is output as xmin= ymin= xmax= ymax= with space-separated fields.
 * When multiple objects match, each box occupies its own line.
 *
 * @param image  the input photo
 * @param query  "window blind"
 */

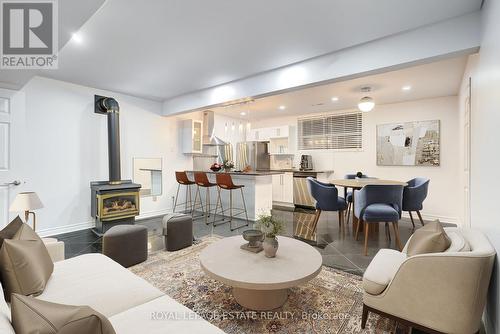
xmin=297 ymin=112 xmax=362 ymax=150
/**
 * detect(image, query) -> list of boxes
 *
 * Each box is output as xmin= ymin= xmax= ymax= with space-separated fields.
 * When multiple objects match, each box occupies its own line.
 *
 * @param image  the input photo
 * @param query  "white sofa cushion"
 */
xmin=0 ymin=282 xmax=14 ymax=334
xmin=445 ymin=231 xmax=471 ymax=252
xmin=37 ymin=253 xmax=163 ymax=317
xmin=109 ymin=295 xmax=224 ymax=333
xmin=363 ymin=249 xmax=407 ymax=295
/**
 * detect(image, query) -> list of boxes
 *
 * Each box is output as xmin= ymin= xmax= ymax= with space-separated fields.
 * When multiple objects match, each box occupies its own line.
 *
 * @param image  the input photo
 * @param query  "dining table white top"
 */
xmin=328 ymin=178 xmax=408 ymax=189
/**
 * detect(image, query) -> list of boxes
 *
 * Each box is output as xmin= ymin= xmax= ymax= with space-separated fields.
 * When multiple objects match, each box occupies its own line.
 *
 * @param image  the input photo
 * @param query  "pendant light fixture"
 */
xmin=358 ymin=87 xmax=375 ymax=112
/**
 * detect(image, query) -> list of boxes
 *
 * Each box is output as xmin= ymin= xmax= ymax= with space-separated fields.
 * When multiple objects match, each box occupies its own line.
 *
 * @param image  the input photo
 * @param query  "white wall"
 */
xmin=251 ymin=96 xmax=461 ymax=223
xmin=18 ymin=76 xmax=195 ymax=236
xmin=466 ymin=0 xmax=500 ymax=332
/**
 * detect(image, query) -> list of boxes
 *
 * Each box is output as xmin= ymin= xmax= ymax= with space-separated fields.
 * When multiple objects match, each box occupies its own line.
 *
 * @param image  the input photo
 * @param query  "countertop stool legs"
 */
xmin=193 ymin=172 xmax=218 ymax=224
xmin=213 ymin=173 xmax=249 ymax=231
xmin=173 ymin=171 xmax=195 ymax=215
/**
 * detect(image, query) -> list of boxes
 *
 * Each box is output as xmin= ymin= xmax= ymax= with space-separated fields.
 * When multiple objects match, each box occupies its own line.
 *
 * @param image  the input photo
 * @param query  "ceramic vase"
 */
xmin=263 ymin=237 xmax=278 ymax=258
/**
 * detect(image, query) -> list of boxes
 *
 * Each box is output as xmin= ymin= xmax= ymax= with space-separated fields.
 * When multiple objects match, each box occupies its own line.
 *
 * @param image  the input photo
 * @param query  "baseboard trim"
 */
xmin=39 ymin=208 xmax=174 ymax=237
xmin=38 ymin=220 xmax=96 ymax=238
xmin=401 ymin=212 xmax=460 ymax=225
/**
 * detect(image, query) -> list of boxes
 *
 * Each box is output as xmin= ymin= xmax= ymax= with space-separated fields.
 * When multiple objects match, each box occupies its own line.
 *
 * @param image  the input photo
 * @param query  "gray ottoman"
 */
xmin=102 ymin=225 xmax=148 ymax=267
xmin=162 ymin=213 xmax=193 ymax=251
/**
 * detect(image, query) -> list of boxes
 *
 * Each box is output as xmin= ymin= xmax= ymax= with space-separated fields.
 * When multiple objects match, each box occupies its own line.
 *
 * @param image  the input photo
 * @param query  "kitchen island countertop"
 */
xmin=257 ymin=169 xmax=335 ymax=174
xmin=186 ymin=170 xmax=285 ymax=176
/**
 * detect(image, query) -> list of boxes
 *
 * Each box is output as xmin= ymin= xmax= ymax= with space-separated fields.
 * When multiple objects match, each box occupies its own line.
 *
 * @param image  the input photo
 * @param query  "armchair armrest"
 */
xmin=364 ymin=252 xmax=495 ymax=334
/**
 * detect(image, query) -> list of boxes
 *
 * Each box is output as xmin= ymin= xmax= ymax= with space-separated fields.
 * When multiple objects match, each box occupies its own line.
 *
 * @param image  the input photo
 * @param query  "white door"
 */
xmin=463 ymin=78 xmax=471 ymax=227
xmin=0 ymin=88 xmax=25 ymax=227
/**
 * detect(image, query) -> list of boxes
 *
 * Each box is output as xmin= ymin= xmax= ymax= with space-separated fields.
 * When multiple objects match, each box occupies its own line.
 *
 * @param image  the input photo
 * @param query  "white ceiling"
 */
xmin=20 ymin=0 xmax=482 ymax=100
xmin=0 ymin=0 xmax=105 ymax=90
xmin=213 ymin=55 xmax=468 ymax=120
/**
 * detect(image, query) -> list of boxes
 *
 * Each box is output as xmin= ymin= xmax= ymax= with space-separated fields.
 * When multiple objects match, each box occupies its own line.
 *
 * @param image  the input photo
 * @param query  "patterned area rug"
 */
xmin=130 ymin=236 xmax=402 ymax=334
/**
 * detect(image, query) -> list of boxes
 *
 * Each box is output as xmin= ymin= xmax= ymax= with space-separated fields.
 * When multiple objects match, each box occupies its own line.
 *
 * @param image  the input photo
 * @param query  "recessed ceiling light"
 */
xmin=278 ymin=105 xmax=286 ymax=110
xmin=240 ymin=111 xmax=246 ymax=116
xmin=331 ymin=97 xmax=339 ymax=102
xmin=71 ymin=32 xmax=83 ymax=44
xmin=402 ymin=85 xmax=412 ymax=91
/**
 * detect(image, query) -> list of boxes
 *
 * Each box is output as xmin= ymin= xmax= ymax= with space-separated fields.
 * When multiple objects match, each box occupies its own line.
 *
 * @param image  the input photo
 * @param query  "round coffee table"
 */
xmin=199 ymin=236 xmax=322 ymax=310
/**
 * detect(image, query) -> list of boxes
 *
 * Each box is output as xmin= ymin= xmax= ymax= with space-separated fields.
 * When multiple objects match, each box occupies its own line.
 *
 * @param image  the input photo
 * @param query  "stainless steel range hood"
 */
xmin=202 ymin=110 xmax=227 ymax=146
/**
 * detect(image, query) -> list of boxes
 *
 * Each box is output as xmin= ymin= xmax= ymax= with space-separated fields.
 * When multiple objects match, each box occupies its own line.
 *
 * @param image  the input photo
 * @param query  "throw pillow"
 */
xmin=0 ymin=223 xmax=53 ymax=301
xmin=11 ymin=294 xmax=116 ymax=334
xmin=407 ymin=220 xmax=451 ymax=256
xmin=0 ymin=216 xmax=23 ymax=248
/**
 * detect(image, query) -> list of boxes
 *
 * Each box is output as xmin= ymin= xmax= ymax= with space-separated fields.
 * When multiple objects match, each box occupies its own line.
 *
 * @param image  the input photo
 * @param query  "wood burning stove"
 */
xmin=91 ymin=95 xmax=141 ymax=234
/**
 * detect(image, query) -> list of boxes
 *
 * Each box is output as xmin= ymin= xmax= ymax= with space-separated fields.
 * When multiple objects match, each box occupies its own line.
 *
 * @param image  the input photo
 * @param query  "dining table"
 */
xmin=328 ymin=178 xmax=408 ymax=227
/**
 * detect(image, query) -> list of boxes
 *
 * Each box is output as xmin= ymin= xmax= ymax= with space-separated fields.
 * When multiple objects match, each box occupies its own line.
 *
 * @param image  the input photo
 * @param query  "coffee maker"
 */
xmin=300 ymin=155 xmax=313 ymax=171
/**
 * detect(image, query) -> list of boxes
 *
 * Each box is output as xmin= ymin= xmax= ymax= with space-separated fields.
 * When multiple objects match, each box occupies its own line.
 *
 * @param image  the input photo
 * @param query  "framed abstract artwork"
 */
xmin=376 ymin=120 xmax=440 ymax=166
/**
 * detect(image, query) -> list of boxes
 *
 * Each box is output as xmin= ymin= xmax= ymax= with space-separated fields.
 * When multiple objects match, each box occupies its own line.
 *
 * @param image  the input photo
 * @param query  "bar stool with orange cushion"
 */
xmin=213 ymin=173 xmax=249 ymax=231
xmin=193 ymin=172 xmax=218 ymax=224
xmin=173 ymin=171 xmax=195 ymax=214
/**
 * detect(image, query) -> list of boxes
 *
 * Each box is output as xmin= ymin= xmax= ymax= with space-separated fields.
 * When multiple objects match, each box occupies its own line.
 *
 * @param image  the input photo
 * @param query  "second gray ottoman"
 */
xmin=102 ymin=224 xmax=148 ymax=267
xmin=162 ymin=213 xmax=193 ymax=251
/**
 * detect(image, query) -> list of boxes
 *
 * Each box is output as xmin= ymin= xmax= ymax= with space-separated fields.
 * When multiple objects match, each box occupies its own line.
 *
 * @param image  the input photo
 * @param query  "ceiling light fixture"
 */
xmin=331 ymin=97 xmax=339 ymax=102
xmin=357 ymin=87 xmax=375 ymax=112
xmin=278 ymin=105 xmax=286 ymax=110
xmin=71 ymin=32 xmax=83 ymax=44
xmin=240 ymin=111 xmax=246 ymax=116
xmin=402 ymin=85 xmax=412 ymax=91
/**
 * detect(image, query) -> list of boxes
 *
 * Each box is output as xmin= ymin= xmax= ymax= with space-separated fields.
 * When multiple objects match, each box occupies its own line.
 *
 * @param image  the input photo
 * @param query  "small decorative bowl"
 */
xmin=242 ymin=229 xmax=264 ymax=248
xmin=210 ymin=166 xmax=221 ymax=172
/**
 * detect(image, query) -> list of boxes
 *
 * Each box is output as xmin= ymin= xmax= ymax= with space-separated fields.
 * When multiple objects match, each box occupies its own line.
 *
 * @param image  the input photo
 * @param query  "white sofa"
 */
xmin=0 ymin=252 xmax=224 ymax=333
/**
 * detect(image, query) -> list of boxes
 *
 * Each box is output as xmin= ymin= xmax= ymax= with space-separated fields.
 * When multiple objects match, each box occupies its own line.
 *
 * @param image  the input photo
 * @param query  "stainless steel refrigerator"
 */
xmin=236 ymin=141 xmax=270 ymax=171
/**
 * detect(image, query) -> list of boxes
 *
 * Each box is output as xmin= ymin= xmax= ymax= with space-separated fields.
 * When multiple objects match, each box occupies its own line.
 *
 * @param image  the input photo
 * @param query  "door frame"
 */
xmin=463 ymin=77 xmax=472 ymax=227
xmin=0 ymin=88 xmax=25 ymax=227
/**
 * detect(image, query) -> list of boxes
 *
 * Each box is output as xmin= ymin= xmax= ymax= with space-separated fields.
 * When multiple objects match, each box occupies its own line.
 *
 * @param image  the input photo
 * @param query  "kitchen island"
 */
xmin=186 ymin=171 xmax=284 ymax=221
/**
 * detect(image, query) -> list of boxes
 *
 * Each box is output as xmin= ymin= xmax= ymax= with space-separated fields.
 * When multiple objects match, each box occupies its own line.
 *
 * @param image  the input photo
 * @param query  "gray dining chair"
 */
xmin=307 ymin=177 xmax=348 ymax=233
xmin=354 ymin=184 xmax=404 ymax=256
xmin=402 ymin=177 xmax=430 ymax=228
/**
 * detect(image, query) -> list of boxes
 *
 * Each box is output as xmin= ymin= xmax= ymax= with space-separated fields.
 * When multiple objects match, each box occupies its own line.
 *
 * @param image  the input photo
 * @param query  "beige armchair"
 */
xmin=361 ymin=228 xmax=495 ymax=334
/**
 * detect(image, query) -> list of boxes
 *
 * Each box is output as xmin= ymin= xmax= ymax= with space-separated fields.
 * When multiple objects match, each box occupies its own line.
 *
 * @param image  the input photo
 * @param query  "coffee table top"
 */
xmin=200 ymin=236 xmax=322 ymax=290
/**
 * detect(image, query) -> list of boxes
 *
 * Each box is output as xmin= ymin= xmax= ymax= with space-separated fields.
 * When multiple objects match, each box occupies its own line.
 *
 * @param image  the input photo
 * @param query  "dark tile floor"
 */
xmin=53 ymin=207 xmax=451 ymax=276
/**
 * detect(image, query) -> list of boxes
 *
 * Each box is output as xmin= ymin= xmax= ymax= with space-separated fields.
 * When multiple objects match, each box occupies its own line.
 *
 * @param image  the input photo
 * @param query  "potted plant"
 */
xmin=255 ymin=214 xmax=284 ymax=258
xmin=223 ymin=160 xmax=234 ymax=172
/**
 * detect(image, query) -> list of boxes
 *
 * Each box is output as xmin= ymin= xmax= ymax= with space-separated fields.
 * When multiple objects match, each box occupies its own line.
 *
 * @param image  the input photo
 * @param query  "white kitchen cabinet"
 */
xmin=268 ymin=126 xmax=297 ymax=154
xmin=282 ymin=172 xmax=294 ymax=203
xmin=182 ymin=119 xmax=203 ymax=154
xmin=272 ymin=172 xmax=294 ymax=206
xmin=247 ymin=126 xmax=292 ymax=142
xmin=269 ymin=126 xmax=289 ymax=139
xmin=272 ymin=174 xmax=282 ymax=202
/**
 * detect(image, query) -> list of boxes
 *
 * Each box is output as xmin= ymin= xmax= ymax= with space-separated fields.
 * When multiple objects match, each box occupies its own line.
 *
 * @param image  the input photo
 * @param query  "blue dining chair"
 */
xmin=354 ymin=184 xmax=404 ymax=256
xmin=402 ymin=177 xmax=430 ymax=228
xmin=344 ymin=173 xmax=370 ymax=225
xmin=307 ymin=177 xmax=348 ymax=233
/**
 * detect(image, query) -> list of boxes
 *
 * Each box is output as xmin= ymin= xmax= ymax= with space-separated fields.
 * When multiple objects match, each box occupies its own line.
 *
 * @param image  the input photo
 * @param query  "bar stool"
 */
xmin=173 ymin=171 xmax=195 ymax=214
xmin=213 ymin=173 xmax=249 ymax=231
xmin=193 ymin=172 xmax=218 ymax=224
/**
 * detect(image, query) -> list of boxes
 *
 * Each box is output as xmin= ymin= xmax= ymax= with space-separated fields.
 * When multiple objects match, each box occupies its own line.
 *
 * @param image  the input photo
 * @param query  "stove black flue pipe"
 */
xmin=95 ymin=95 xmax=121 ymax=184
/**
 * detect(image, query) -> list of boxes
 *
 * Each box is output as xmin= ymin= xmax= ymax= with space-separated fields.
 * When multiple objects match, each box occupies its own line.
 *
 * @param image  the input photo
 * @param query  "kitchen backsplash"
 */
xmin=270 ymin=155 xmax=294 ymax=170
